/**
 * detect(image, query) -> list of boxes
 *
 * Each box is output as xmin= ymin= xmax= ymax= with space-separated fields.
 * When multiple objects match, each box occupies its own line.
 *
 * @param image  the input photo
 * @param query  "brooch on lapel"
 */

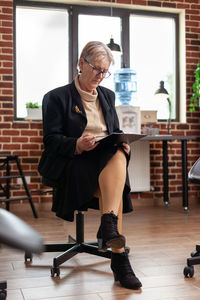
xmin=74 ymin=105 xmax=82 ymax=114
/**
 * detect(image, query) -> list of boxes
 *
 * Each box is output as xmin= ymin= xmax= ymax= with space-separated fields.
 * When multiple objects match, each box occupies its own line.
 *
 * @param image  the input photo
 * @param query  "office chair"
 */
xmin=0 ymin=208 xmax=43 ymax=300
xmin=25 ymin=177 xmax=129 ymax=277
xmin=183 ymin=157 xmax=200 ymax=278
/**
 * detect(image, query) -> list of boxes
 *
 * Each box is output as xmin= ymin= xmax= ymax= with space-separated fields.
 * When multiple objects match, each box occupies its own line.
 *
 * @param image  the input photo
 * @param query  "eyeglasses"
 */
xmin=84 ymin=58 xmax=111 ymax=79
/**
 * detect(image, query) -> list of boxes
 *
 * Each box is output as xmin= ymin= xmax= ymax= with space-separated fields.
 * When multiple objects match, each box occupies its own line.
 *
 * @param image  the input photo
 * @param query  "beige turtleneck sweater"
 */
xmin=75 ymin=75 xmax=108 ymax=137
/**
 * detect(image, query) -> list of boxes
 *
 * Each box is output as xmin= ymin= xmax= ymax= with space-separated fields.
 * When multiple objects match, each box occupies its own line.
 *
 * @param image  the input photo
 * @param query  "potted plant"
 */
xmin=25 ymin=102 xmax=42 ymax=120
xmin=189 ymin=63 xmax=200 ymax=111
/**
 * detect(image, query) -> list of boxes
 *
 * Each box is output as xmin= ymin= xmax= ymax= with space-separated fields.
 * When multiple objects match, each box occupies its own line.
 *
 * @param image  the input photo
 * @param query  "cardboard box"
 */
xmin=140 ymin=110 xmax=157 ymax=124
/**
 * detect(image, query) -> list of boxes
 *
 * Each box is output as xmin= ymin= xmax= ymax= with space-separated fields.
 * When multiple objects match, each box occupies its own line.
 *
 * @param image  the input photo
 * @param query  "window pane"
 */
xmin=130 ymin=15 xmax=176 ymax=120
xmin=78 ymin=14 xmax=122 ymax=103
xmin=16 ymin=7 xmax=68 ymax=118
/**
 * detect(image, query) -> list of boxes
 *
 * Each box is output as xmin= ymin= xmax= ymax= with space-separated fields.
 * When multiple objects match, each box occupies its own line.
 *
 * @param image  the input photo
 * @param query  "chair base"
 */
xmin=46 ymin=239 xmax=112 ymax=277
xmin=183 ymin=244 xmax=200 ymax=278
xmin=25 ymin=211 xmax=113 ymax=277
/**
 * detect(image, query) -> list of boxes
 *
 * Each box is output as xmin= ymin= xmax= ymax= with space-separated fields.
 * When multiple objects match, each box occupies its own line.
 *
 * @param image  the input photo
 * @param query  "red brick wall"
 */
xmin=0 ymin=0 xmax=199 ymax=208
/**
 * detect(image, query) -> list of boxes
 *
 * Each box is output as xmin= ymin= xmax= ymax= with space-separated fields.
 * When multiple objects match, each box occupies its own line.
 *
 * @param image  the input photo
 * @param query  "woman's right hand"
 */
xmin=76 ymin=134 xmax=98 ymax=153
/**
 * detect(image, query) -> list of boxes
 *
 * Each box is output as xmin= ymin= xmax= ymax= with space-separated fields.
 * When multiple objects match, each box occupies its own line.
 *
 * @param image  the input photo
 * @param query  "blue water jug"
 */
xmin=114 ymin=68 xmax=137 ymax=105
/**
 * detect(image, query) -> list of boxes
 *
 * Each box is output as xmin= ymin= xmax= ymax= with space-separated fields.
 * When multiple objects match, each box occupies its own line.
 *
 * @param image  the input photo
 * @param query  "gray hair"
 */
xmin=79 ymin=41 xmax=114 ymax=65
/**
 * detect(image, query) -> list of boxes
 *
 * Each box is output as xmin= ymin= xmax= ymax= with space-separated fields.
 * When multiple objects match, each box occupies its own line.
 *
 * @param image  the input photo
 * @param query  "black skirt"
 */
xmin=52 ymin=143 xmax=133 ymax=221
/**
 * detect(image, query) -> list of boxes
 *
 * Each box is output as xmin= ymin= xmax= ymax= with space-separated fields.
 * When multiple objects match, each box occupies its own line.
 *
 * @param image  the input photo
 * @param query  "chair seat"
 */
xmin=184 ymin=157 xmax=200 ymax=278
xmin=0 ymin=208 xmax=43 ymax=253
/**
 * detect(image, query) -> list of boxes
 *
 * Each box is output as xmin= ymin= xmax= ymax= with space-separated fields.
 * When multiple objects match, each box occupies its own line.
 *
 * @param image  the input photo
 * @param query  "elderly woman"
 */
xmin=38 ymin=41 xmax=142 ymax=290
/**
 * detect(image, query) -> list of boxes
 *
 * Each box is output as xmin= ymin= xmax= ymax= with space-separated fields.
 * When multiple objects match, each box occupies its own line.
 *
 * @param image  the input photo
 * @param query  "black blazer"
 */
xmin=38 ymin=81 xmax=122 ymax=184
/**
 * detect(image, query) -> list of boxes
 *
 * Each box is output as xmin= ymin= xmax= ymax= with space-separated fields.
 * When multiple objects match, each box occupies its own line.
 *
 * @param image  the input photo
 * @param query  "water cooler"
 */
xmin=114 ymin=68 xmax=140 ymax=133
xmin=114 ymin=68 xmax=137 ymax=105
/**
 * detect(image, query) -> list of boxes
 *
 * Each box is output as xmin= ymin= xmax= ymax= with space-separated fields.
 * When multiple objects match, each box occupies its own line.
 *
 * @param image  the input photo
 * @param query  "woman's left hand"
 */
xmin=122 ymin=143 xmax=130 ymax=155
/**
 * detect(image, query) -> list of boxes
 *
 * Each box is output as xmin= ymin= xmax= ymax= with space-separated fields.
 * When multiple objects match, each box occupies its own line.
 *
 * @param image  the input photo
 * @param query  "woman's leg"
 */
xmin=94 ymin=149 xmax=142 ymax=290
xmin=98 ymin=149 xmax=126 ymax=216
xmin=94 ymin=149 xmax=127 ymax=250
xmin=95 ymin=187 xmax=123 ymax=233
xmin=94 ymin=149 xmax=125 ymax=230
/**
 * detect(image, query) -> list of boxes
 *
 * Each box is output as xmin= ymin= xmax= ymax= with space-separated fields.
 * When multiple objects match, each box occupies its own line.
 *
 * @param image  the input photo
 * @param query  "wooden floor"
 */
xmin=2 ymin=199 xmax=200 ymax=300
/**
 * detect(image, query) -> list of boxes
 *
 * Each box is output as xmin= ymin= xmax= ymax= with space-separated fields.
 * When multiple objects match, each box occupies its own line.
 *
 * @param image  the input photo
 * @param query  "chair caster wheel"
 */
xmin=51 ymin=267 xmax=60 ymax=277
xmin=25 ymin=252 xmax=32 ymax=262
xmin=125 ymin=246 xmax=130 ymax=254
xmin=184 ymin=266 xmax=194 ymax=278
xmin=0 ymin=281 xmax=7 ymax=300
xmin=0 ymin=291 xmax=7 ymax=300
xmin=165 ymin=201 xmax=170 ymax=208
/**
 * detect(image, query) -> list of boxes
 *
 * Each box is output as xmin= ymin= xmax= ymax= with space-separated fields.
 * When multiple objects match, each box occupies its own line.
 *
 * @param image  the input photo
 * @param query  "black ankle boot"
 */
xmin=111 ymin=252 xmax=142 ymax=290
xmin=99 ymin=213 xmax=125 ymax=249
xmin=97 ymin=213 xmax=119 ymax=252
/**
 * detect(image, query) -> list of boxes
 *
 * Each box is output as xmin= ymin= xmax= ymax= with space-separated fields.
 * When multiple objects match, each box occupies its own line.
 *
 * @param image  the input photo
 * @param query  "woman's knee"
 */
xmin=99 ymin=149 xmax=127 ymax=181
xmin=112 ymin=149 xmax=127 ymax=164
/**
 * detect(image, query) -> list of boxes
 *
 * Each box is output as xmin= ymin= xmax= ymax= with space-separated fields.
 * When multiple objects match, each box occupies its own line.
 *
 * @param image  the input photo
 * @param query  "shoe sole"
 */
xmin=106 ymin=236 xmax=126 ymax=249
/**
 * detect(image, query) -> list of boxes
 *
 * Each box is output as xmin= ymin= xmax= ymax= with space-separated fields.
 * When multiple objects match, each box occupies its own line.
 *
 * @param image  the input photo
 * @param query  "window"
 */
xmin=15 ymin=3 xmax=179 ymax=121
xmin=130 ymin=13 xmax=177 ymax=120
xmin=16 ymin=7 xmax=68 ymax=118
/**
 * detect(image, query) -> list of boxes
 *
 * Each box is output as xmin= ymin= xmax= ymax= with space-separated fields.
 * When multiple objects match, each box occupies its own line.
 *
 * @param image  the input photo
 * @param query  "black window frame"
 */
xmin=14 ymin=1 xmax=179 ymax=121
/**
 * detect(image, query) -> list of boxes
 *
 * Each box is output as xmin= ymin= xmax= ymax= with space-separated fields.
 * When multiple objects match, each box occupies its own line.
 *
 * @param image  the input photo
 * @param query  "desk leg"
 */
xmin=181 ymin=140 xmax=188 ymax=212
xmin=163 ymin=140 xmax=170 ymax=207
